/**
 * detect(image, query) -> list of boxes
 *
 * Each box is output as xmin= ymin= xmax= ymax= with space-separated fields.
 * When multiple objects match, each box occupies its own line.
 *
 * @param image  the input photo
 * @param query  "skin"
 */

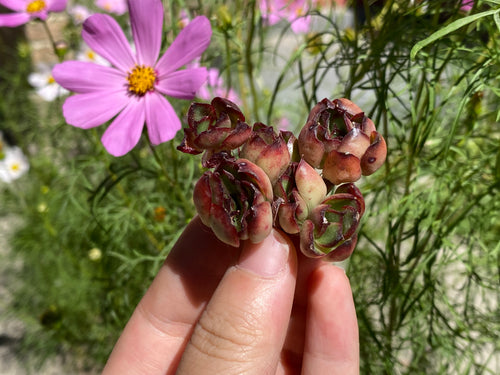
xmin=102 ymin=216 xmax=359 ymax=375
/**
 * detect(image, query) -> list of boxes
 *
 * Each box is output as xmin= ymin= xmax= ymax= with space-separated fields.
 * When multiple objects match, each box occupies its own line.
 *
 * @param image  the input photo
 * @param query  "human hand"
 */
xmin=102 ymin=216 xmax=359 ymax=374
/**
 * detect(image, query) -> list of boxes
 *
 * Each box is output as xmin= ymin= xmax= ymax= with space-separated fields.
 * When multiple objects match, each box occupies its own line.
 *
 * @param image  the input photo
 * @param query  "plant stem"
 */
xmin=41 ymin=20 xmax=62 ymax=62
xmin=244 ymin=0 xmax=260 ymax=121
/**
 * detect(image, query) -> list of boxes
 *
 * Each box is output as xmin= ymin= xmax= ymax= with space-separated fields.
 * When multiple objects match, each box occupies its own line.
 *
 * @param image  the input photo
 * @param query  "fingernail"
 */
xmin=238 ymin=230 xmax=290 ymax=277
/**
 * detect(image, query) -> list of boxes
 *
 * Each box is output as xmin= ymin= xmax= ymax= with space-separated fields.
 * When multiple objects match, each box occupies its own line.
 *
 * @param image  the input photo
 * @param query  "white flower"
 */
xmin=28 ymin=64 xmax=69 ymax=102
xmin=0 ymin=146 xmax=29 ymax=183
xmin=69 ymin=5 xmax=92 ymax=25
xmin=76 ymin=45 xmax=110 ymax=66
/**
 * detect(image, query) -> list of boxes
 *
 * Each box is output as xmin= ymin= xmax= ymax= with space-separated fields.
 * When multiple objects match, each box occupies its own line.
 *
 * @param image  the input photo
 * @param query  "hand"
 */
xmin=102 ymin=216 xmax=359 ymax=374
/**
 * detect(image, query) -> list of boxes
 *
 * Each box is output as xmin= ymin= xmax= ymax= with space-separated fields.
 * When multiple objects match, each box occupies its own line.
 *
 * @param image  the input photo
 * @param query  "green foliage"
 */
xmin=0 ymin=0 xmax=499 ymax=373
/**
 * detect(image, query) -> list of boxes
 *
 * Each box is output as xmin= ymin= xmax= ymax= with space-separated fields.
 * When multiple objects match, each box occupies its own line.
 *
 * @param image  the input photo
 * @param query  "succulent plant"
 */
xmin=179 ymin=97 xmax=386 ymax=261
xmin=298 ymin=98 xmax=387 ymax=185
xmin=299 ymin=183 xmax=365 ymax=261
xmin=177 ymin=97 xmax=252 ymax=166
xmin=193 ymin=156 xmax=273 ymax=247
xmin=240 ymin=122 xmax=291 ymax=184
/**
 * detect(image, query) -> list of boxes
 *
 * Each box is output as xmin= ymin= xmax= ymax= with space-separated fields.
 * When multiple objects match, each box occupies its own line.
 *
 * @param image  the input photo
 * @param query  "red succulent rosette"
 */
xmin=299 ymin=183 xmax=365 ymax=262
xmin=193 ymin=156 xmax=273 ymax=247
xmin=298 ymin=98 xmax=387 ymax=185
xmin=177 ymin=97 xmax=252 ymax=160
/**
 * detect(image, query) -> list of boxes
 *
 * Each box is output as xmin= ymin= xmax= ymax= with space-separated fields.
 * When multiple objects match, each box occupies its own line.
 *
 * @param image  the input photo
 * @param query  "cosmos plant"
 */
xmin=53 ymin=0 xmax=212 ymax=156
xmin=0 ymin=0 xmax=68 ymax=27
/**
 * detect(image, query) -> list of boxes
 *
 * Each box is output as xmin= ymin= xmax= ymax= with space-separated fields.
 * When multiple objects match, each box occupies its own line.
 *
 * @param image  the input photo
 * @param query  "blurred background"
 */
xmin=0 ymin=0 xmax=499 ymax=374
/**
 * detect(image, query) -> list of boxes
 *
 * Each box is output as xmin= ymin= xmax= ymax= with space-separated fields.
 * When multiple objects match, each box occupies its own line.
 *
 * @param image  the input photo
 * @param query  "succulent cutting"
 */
xmin=178 ymin=97 xmax=387 ymax=261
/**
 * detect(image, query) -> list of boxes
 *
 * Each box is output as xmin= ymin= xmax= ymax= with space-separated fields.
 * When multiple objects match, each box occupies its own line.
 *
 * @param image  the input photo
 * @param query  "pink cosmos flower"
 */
xmin=95 ymin=0 xmax=126 ymax=16
xmin=460 ymin=0 xmax=474 ymax=12
xmin=197 ymin=67 xmax=241 ymax=105
xmin=178 ymin=9 xmax=190 ymax=29
xmin=259 ymin=0 xmax=312 ymax=34
xmin=52 ymin=0 xmax=212 ymax=156
xmin=0 ymin=0 xmax=67 ymax=27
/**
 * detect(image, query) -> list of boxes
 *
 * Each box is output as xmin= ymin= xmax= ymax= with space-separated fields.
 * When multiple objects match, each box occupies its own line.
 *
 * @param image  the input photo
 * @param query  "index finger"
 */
xmin=102 ymin=216 xmax=239 ymax=375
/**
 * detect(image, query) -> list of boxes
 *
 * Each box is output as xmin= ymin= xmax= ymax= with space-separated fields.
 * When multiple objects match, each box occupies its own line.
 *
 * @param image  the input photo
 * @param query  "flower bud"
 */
xmin=193 ymin=157 xmax=273 ymax=247
xmin=216 ymin=5 xmax=233 ymax=31
xmin=240 ymin=122 xmax=292 ymax=184
xmin=55 ymin=40 xmax=69 ymax=60
xmin=299 ymin=183 xmax=364 ymax=261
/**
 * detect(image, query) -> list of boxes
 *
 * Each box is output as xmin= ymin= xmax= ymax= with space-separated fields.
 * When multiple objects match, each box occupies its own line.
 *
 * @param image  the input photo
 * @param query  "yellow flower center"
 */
xmin=127 ymin=65 xmax=157 ymax=96
xmin=26 ymin=0 xmax=46 ymax=13
xmin=47 ymin=75 xmax=55 ymax=84
xmin=10 ymin=163 xmax=20 ymax=172
xmin=86 ymin=51 xmax=95 ymax=60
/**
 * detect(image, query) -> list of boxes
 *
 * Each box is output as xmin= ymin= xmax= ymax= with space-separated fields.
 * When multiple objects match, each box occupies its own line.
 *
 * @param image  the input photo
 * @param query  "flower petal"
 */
xmin=0 ymin=13 xmax=30 ymax=27
xmin=101 ymin=98 xmax=145 ymax=156
xmin=95 ymin=0 xmax=127 ymax=14
xmin=0 ymin=0 xmax=25 ymax=11
xmin=156 ymin=67 xmax=207 ymax=99
xmin=156 ymin=16 xmax=212 ymax=75
xmin=52 ymin=61 xmax=125 ymax=93
xmin=82 ymin=14 xmax=135 ymax=72
xmin=62 ymin=90 xmax=129 ymax=129
xmin=36 ymin=84 xmax=67 ymax=102
xmin=290 ymin=16 xmax=311 ymax=34
xmin=27 ymin=72 xmax=50 ymax=88
xmin=144 ymin=92 xmax=180 ymax=145
xmin=128 ymin=0 xmax=163 ymax=66
xmin=47 ymin=0 xmax=68 ymax=12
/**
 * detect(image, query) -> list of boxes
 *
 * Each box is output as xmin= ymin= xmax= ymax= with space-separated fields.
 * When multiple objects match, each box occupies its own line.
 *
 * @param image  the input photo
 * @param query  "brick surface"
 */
xmin=25 ymin=14 xmax=68 ymax=65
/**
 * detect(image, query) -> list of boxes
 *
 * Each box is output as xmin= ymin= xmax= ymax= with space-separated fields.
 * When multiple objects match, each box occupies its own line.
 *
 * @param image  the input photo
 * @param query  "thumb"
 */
xmin=176 ymin=229 xmax=297 ymax=375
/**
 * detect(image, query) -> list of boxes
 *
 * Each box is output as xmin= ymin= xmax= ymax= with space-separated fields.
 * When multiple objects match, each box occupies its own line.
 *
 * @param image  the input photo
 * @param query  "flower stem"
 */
xmin=244 ymin=0 xmax=260 ymax=122
xmin=41 ymin=20 xmax=63 ymax=62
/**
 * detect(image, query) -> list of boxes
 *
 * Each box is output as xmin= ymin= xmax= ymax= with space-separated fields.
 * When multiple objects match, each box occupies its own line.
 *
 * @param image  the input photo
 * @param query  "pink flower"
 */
xmin=95 ymin=0 xmax=127 ymax=15
xmin=259 ymin=0 xmax=312 ymax=34
xmin=460 ymin=0 xmax=474 ymax=11
xmin=0 ymin=0 xmax=68 ymax=27
xmin=53 ymin=0 xmax=212 ymax=156
xmin=274 ymin=116 xmax=291 ymax=132
xmin=178 ymin=9 xmax=190 ymax=28
xmin=197 ymin=67 xmax=241 ymax=105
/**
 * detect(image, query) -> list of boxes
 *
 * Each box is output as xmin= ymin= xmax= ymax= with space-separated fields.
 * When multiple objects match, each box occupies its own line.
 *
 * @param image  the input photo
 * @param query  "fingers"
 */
xmin=277 ymin=252 xmax=324 ymax=373
xmin=176 ymin=230 xmax=298 ymax=375
xmin=301 ymin=264 xmax=359 ymax=374
xmin=103 ymin=218 xmax=359 ymax=375
xmin=102 ymin=217 xmax=240 ymax=375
